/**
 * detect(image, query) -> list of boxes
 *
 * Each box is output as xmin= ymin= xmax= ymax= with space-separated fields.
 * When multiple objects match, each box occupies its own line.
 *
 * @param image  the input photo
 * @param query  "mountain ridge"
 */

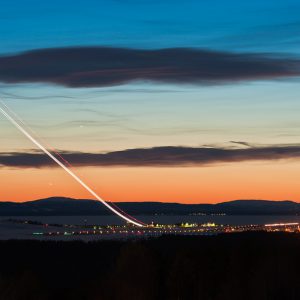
xmin=0 ymin=197 xmax=300 ymax=216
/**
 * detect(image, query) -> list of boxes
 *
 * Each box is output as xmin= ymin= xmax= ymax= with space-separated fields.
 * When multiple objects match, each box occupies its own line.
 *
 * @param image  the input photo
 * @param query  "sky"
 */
xmin=0 ymin=0 xmax=300 ymax=203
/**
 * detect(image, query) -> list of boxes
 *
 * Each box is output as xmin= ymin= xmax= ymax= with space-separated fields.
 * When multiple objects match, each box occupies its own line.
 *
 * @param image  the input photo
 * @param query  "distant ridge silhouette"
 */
xmin=0 ymin=197 xmax=299 ymax=216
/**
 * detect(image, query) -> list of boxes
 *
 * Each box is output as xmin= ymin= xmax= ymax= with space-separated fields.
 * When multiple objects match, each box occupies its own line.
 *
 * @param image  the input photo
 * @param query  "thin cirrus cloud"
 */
xmin=2 ymin=144 xmax=300 ymax=168
xmin=0 ymin=47 xmax=299 ymax=88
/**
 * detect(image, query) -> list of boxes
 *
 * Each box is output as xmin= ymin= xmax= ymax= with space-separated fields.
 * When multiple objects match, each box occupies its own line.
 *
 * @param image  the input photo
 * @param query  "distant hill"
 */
xmin=0 ymin=197 xmax=300 ymax=216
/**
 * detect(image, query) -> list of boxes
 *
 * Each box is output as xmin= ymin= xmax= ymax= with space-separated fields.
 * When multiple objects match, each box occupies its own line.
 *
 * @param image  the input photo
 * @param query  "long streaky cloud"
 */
xmin=0 ymin=47 xmax=299 ymax=87
xmin=2 ymin=145 xmax=300 ymax=168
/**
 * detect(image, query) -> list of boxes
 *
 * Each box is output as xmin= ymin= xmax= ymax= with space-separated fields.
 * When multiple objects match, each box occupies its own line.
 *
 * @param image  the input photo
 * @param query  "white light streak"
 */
xmin=0 ymin=100 xmax=145 ymax=227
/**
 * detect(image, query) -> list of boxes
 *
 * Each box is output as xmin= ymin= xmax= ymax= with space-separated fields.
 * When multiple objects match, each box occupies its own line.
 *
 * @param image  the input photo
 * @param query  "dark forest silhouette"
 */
xmin=0 ymin=232 xmax=300 ymax=300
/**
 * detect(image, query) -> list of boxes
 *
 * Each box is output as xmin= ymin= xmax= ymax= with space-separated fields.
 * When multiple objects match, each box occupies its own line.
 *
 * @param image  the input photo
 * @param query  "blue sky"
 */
xmin=2 ymin=81 xmax=300 ymax=153
xmin=1 ymin=0 xmax=300 ymax=202
xmin=1 ymin=0 xmax=300 ymax=54
xmin=1 ymin=0 xmax=299 ymax=154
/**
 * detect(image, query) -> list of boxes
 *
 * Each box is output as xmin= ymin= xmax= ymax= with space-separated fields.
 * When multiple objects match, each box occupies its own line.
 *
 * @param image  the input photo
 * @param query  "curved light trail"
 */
xmin=0 ymin=100 xmax=145 ymax=227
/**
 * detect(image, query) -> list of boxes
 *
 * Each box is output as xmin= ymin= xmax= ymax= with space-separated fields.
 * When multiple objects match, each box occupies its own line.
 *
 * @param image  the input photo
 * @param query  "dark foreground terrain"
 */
xmin=0 ymin=232 xmax=300 ymax=300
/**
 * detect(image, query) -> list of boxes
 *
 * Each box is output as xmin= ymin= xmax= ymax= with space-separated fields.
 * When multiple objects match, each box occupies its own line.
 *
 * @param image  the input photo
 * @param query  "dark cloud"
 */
xmin=2 ymin=145 xmax=300 ymax=168
xmin=230 ymin=141 xmax=253 ymax=148
xmin=0 ymin=47 xmax=299 ymax=88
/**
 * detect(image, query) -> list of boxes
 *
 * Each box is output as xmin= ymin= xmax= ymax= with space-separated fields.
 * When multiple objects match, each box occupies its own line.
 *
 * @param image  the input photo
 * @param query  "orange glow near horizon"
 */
xmin=1 ymin=160 xmax=300 ymax=203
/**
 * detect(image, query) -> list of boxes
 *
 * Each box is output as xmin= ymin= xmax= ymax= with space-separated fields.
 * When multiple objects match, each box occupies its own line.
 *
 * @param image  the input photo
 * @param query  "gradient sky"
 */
xmin=0 ymin=0 xmax=300 ymax=203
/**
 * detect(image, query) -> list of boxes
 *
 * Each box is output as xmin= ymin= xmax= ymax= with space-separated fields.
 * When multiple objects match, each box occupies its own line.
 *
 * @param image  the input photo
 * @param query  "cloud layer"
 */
xmin=2 ymin=145 xmax=300 ymax=168
xmin=0 ymin=47 xmax=299 ymax=87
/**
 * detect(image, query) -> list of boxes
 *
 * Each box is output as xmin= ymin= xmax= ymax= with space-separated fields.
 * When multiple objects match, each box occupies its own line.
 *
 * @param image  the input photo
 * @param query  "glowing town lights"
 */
xmin=265 ymin=223 xmax=299 ymax=227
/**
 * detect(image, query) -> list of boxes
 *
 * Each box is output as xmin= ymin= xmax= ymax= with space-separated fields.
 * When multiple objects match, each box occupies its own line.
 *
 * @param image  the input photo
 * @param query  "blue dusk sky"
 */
xmin=0 ymin=0 xmax=300 ymax=203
